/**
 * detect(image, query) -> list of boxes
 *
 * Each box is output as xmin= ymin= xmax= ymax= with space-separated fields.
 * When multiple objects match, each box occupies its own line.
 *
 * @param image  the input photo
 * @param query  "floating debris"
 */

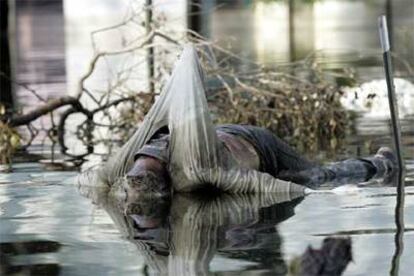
xmin=341 ymin=78 xmax=414 ymax=118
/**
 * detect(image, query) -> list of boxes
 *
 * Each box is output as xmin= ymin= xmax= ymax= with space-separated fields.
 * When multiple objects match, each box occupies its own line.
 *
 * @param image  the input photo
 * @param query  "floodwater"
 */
xmin=1 ymin=163 xmax=414 ymax=275
xmin=1 ymin=0 xmax=414 ymax=275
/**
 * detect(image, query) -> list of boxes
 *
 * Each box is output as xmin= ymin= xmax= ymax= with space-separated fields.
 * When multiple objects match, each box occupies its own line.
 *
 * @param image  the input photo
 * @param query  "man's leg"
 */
xmin=265 ymin=131 xmax=314 ymax=172
xmin=277 ymin=147 xmax=397 ymax=188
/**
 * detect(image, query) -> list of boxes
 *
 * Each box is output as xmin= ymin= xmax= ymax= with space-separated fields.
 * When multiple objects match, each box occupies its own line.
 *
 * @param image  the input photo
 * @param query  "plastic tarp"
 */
xmin=78 ymin=45 xmax=306 ymax=194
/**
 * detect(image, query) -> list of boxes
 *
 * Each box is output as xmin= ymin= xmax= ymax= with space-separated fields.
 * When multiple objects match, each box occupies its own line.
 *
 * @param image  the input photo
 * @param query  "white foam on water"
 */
xmin=305 ymin=184 xmax=361 ymax=195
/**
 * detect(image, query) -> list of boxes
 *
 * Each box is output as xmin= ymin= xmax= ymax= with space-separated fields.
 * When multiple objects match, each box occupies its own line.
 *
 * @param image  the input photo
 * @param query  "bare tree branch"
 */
xmin=5 ymin=96 xmax=83 ymax=127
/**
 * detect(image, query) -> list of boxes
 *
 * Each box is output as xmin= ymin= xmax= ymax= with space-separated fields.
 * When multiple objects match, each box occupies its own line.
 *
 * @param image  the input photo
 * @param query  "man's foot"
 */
xmin=375 ymin=147 xmax=398 ymax=170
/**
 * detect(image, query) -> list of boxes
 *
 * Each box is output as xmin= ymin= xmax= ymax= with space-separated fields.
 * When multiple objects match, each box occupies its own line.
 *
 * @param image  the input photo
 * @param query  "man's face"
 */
xmin=125 ymin=169 xmax=171 ymax=198
xmin=114 ymin=156 xmax=171 ymax=203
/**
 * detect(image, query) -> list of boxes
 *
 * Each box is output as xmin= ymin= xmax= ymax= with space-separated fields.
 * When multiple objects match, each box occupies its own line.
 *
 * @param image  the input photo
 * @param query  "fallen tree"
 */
xmin=0 ymin=4 xmax=353 ymax=168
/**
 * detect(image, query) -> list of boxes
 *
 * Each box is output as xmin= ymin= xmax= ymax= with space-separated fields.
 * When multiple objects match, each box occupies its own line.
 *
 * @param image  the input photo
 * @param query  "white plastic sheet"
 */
xmin=80 ymin=45 xmax=306 ymax=194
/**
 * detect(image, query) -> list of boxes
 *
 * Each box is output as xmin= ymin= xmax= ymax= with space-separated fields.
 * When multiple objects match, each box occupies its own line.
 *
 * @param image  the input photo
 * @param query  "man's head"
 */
xmin=125 ymin=156 xmax=171 ymax=198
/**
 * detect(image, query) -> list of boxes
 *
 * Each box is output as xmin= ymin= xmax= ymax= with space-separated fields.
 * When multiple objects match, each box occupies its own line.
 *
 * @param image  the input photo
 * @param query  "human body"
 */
xmin=81 ymin=45 xmax=396 ymax=196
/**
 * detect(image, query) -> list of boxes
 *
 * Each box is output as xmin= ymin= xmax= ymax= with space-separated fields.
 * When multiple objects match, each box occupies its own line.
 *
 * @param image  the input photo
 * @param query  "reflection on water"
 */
xmin=0 ymin=240 xmax=61 ymax=275
xmin=79 ymin=185 xmax=352 ymax=275
xmin=0 ymin=240 xmax=61 ymax=255
xmin=390 ymin=168 xmax=406 ymax=275
xmin=1 ymin=164 xmax=413 ymax=275
xmin=105 ymin=193 xmax=303 ymax=274
xmin=0 ymin=163 xmax=145 ymax=275
xmin=295 ymin=237 xmax=352 ymax=276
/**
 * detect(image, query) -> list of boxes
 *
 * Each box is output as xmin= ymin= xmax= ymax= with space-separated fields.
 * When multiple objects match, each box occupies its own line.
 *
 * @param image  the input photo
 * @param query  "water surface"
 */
xmin=1 ymin=163 xmax=413 ymax=275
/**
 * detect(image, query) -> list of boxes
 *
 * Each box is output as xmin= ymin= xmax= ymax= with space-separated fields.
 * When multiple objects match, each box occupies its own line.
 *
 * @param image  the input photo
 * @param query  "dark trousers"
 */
xmin=265 ymin=135 xmax=393 ymax=188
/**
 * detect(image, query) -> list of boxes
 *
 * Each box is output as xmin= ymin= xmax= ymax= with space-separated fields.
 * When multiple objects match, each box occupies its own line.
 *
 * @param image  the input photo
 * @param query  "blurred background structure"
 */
xmin=1 ymin=1 xmax=412 ymax=160
xmin=4 ymin=0 xmax=413 ymax=102
xmin=3 ymin=1 xmax=413 ymax=149
xmin=6 ymin=0 xmax=414 ymax=94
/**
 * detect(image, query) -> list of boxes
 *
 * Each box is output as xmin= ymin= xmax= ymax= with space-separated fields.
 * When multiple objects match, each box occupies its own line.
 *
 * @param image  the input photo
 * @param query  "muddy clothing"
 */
xmin=216 ymin=125 xmax=314 ymax=175
xmin=135 ymin=124 xmax=390 ymax=188
xmin=214 ymin=125 xmax=393 ymax=185
xmin=135 ymin=124 xmax=313 ymax=177
xmin=135 ymin=133 xmax=170 ymax=164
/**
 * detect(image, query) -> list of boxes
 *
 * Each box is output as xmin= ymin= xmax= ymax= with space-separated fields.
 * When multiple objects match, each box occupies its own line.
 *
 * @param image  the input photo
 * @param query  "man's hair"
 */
xmin=126 ymin=170 xmax=170 ymax=197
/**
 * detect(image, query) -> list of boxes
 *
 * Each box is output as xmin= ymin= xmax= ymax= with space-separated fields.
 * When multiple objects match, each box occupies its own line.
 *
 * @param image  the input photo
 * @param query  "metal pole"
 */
xmin=378 ymin=15 xmax=404 ymax=170
xmin=379 ymin=16 xmax=405 ymax=276
xmin=0 ymin=0 xmax=14 ymax=110
xmin=187 ymin=0 xmax=201 ymax=37
xmin=146 ymin=0 xmax=154 ymax=100
xmin=288 ymin=0 xmax=296 ymax=62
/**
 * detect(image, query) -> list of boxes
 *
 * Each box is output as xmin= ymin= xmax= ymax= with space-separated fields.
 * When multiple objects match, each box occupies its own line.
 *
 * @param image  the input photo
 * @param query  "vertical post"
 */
xmin=378 ymin=15 xmax=404 ymax=170
xmin=145 ymin=0 xmax=154 ymax=101
xmin=385 ymin=0 xmax=393 ymax=48
xmin=0 ymin=0 xmax=14 ymax=110
xmin=379 ymin=15 xmax=405 ymax=276
xmin=187 ymin=0 xmax=201 ymax=37
xmin=288 ymin=0 xmax=296 ymax=62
